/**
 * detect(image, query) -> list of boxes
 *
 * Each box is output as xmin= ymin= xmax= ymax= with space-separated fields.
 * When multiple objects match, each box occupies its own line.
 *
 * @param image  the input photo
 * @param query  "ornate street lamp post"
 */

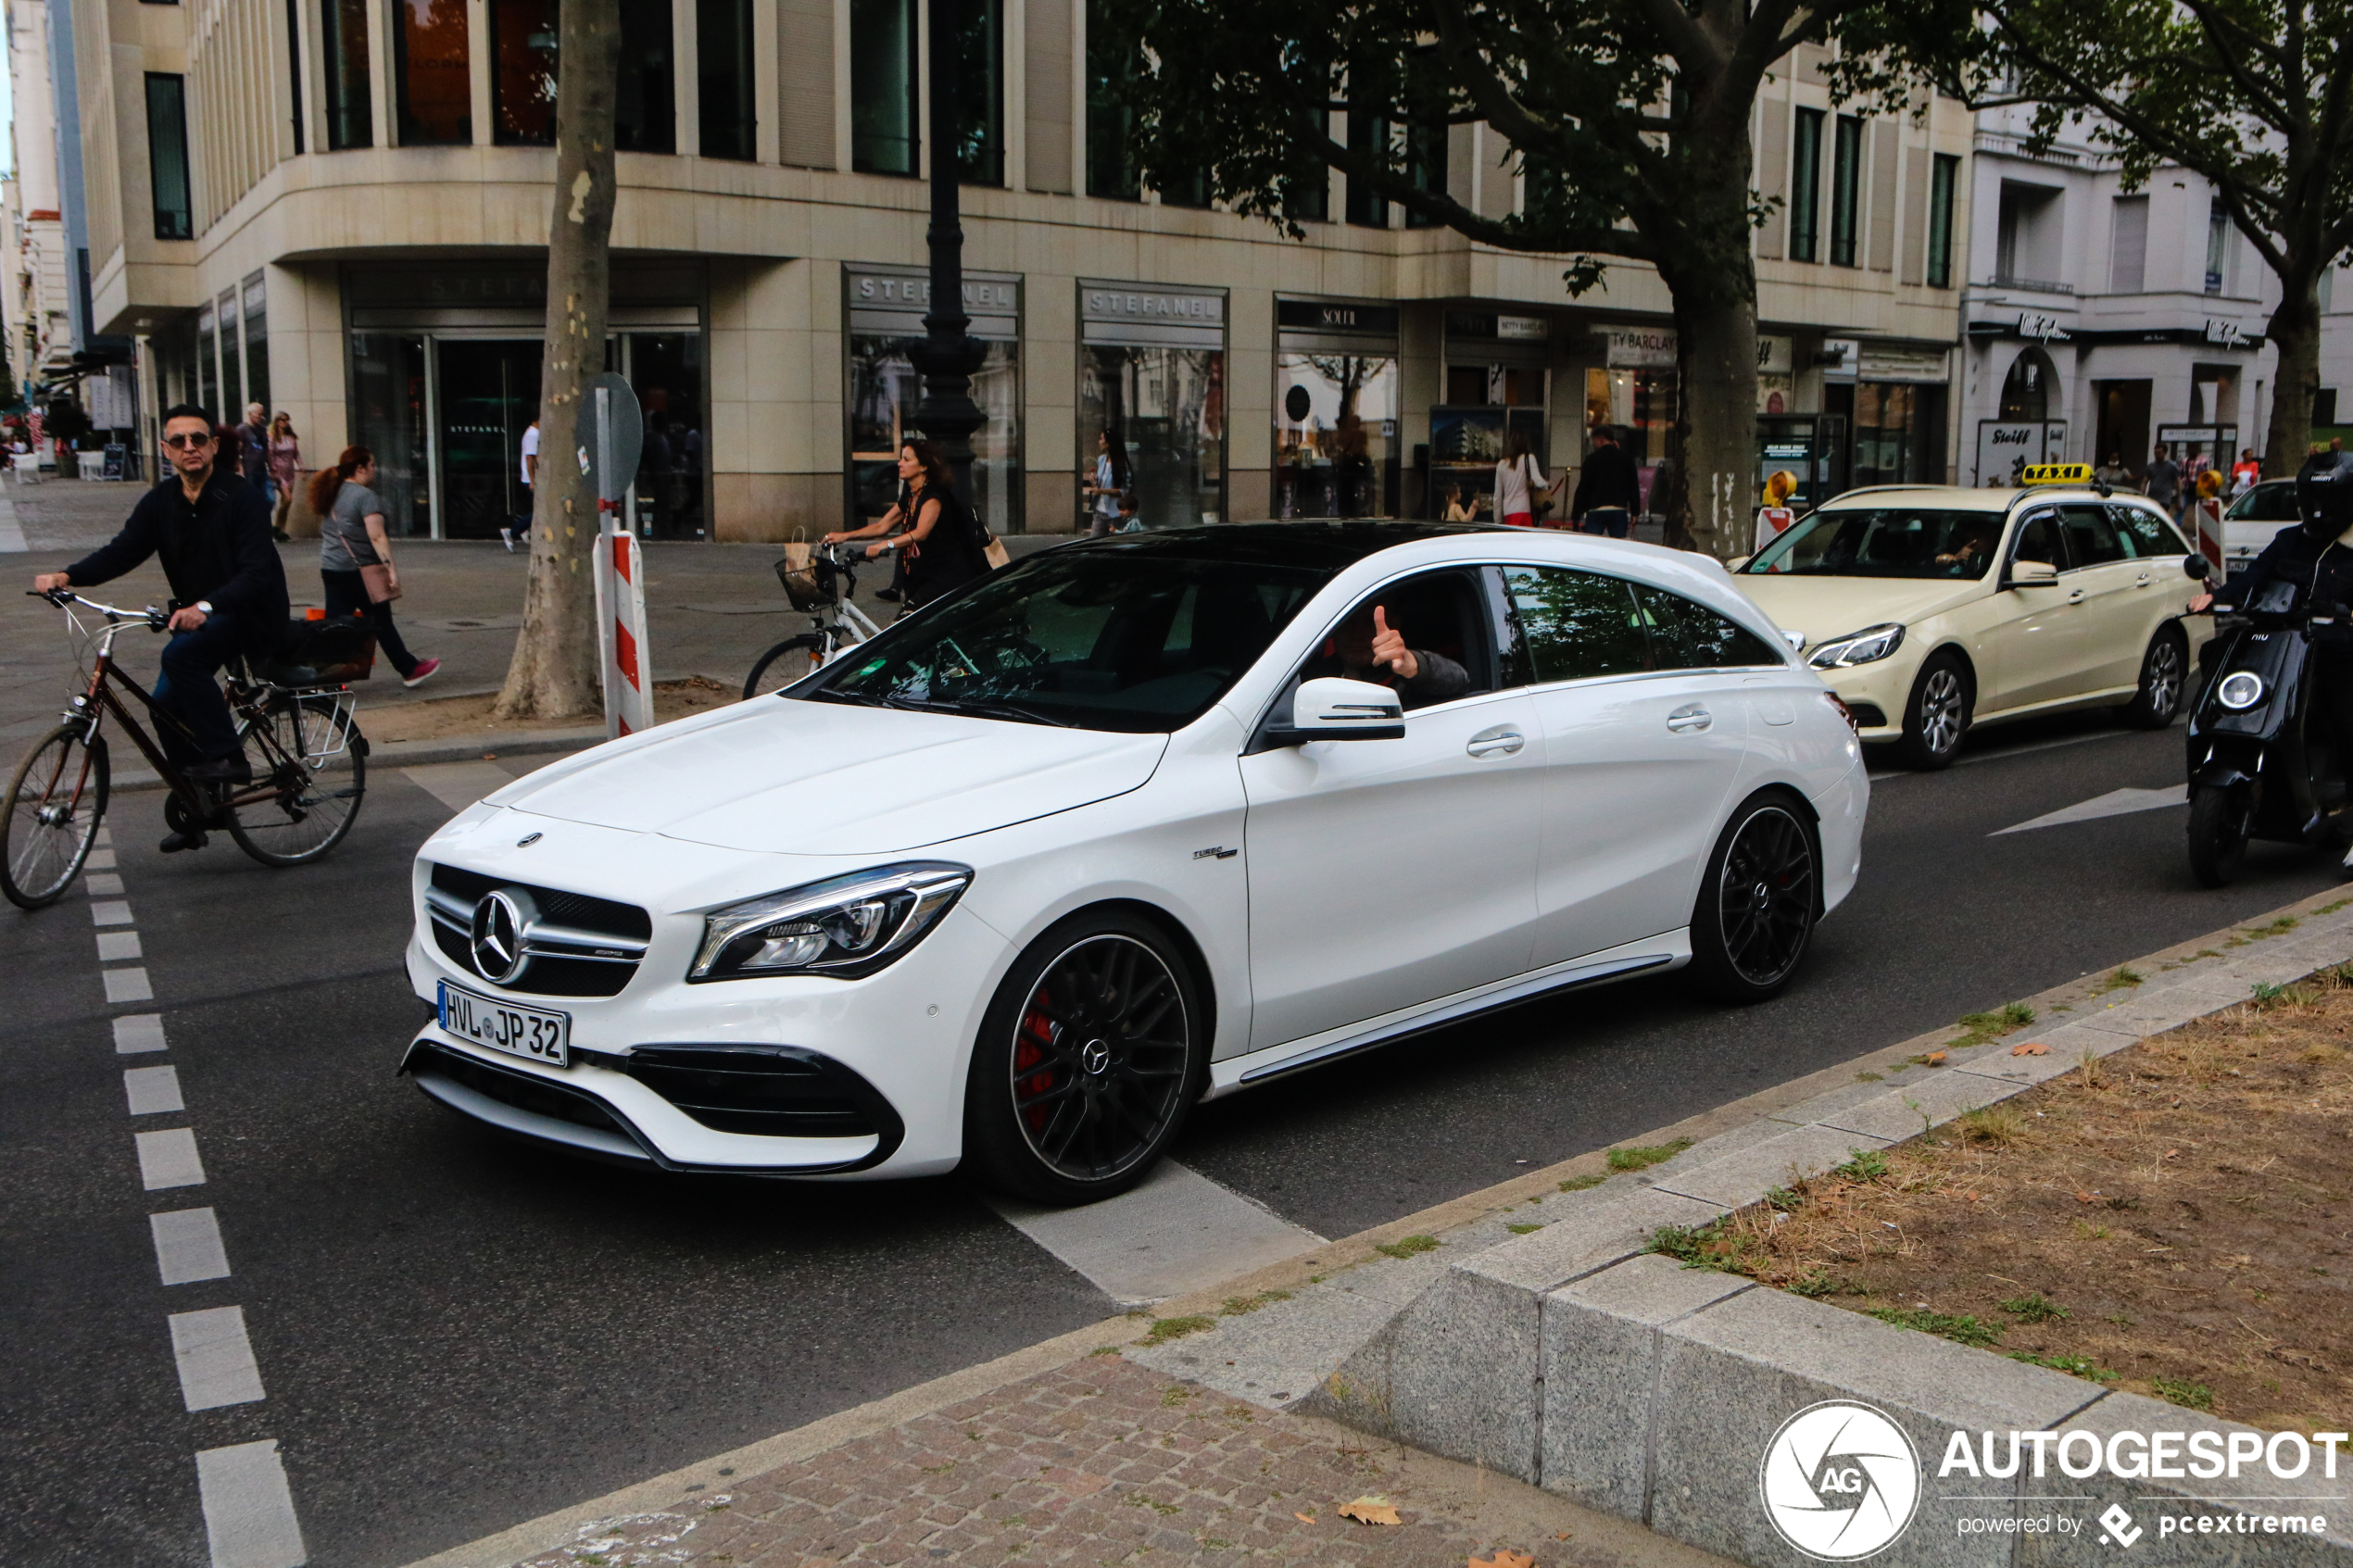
xmin=906 ymin=0 xmax=988 ymax=516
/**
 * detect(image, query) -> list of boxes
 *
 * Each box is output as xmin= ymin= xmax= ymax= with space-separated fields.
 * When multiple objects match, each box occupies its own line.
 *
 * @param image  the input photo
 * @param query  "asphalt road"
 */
xmin=2 ymin=704 xmax=2341 ymax=1566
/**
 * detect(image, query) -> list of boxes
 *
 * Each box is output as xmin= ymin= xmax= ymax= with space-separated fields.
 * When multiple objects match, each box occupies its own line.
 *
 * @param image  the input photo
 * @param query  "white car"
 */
xmin=402 ymin=523 xmax=1869 ymax=1203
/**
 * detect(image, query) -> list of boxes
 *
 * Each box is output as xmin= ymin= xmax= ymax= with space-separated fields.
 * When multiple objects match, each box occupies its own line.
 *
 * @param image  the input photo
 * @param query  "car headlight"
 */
xmin=689 ymin=862 xmax=973 ymax=982
xmin=1808 ymin=623 xmax=1906 ymax=669
xmin=2216 ymin=671 xmax=2265 ymax=710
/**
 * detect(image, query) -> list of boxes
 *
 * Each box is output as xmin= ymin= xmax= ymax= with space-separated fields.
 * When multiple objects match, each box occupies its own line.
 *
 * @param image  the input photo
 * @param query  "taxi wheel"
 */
xmin=2120 ymin=626 xmax=2188 ymax=729
xmin=1894 ymin=651 xmax=1972 ymax=771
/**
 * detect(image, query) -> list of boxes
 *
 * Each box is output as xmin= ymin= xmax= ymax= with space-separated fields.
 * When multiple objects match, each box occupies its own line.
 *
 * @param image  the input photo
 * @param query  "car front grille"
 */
xmin=621 ymin=1044 xmax=904 ymax=1144
xmin=425 ymin=862 xmax=653 ymax=998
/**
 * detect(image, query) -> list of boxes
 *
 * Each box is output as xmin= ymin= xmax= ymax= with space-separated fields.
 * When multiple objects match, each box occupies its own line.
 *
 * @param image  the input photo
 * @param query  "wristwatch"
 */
xmin=195 ymin=600 xmax=213 ymax=615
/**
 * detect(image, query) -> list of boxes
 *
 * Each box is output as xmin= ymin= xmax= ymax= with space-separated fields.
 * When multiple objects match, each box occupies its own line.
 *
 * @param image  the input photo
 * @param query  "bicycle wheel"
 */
xmin=743 ymin=634 xmax=829 ymax=700
xmin=227 ymin=693 xmax=367 ymax=868
xmin=3 ymin=723 xmax=109 ymax=909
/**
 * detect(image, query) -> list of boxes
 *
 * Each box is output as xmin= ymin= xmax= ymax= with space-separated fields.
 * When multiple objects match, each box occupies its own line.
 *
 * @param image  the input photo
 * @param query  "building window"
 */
xmin=491 ymin=0 xmax=560 ymax=144
xmin=850 ymin=0 xmax=918 ymax=175
xmin=145 ymin=74 xmax=194 ymax=240
xmin=219 ymin=288 xmax=245 ymax=412
xmin=321 ymin=0 xmax=371 ymax=149
xmin=698 ymin=0 xmax=755 ymax=160
xmin=1789 ymin=108 xmax=1822 ymax=262
xmin=1927 ymin=153 xmax=1957 ymax=288
xmin=1829 ymin=114 xmax=1861 ymax=267
xmin=285 ymin=0 xmax=306 ymax=153
xmin=1403 ymin=118 xmax=1444 ymax=229
xmin=1086 ymin=0 xmax=1138 ymax=199
xmin=1345 ymin=110 xmax=1388 ymax=228
xmin=619 ymin=5 xmax=677 ymax=153
xmin=2108 ymin=194 xmax=2148 ymax=294
xmin=243 ymin=273 xmax=271 ymax=415
xmin=944 ymin=0 xmax=1003 ymax=184
xmin=196 ymin=302 xmax=219 ymax=415
xmin=2206 ymin=196 xmax=2228 ymax=293
xmin=396 ymin=0 xmax=473 ymax=144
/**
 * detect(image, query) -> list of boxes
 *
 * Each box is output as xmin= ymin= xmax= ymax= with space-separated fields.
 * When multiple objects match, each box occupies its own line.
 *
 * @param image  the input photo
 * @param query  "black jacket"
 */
xmin=1571 ymin=442 xmax=1642 ymax=519
xmin=2216 ymin=523 xmax=2353 ymax=643
xmin=66 ymin=467 xmax=288 ymax=655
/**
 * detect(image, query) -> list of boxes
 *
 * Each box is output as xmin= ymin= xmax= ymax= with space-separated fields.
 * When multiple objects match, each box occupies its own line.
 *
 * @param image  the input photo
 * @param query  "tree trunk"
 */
xmin=1661 ymin=283 xmax=1760 ymax=561
xmin=494 ymin=0 xmax=623 ymax=723
xmin=2261 ymin=274 xmax=2322 ymax=479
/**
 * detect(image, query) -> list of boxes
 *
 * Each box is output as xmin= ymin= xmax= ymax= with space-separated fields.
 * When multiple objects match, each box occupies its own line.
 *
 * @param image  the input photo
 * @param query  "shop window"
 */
xmin=494 ymin=1 xmax=675 ymax=150
xmin=1081 ymin=346 xmax=1226 ymax=528
xmin=1850 ymin=382 xmax=1944 ymax=488
xmin=219 ymin=289 xmax=246 ymax=416
xmin=243 ymin=274 xmax=271 ymax=417
xmin=849 ymin=341 xmax=1021 ymax=533
xmin=1086 ymin=0 xmax=1139 ymax=199
xmin=1829 ymin=115 xmax=1861 ymax=267
xmin=851 ymin=0 xmax=919 ymax=175
xmin=320 ymin=0 xmax=371 ymax=149
xmin=1345 ymin=111 xmax=1388 ymax=228
xmin=945 ymin=0 xmax=1003 ymax=184
xmin=396 ymin=0 xmax=472 ymax=145
xmin=1789 ymin=108 xmax=1823 ymax=262
xmin=145 ymin=74 xmax=194 ymax=239
xmin=1927 ymin=154 xmax=1957 ymax=288
xmin=699 ymin=0 xmax=756 ymax=160
xmin=2000 ymin=349 xmax=2053 ymax=420
xmin=1275 ymin=352 xmax=1399 ymax=517
xmin=285 ymin=0 xmax=305 ymax=152
xmin=617 ymin=332 xmax=707 ymax=539
xmin=350 ymin=333 xmax=432 ymax=536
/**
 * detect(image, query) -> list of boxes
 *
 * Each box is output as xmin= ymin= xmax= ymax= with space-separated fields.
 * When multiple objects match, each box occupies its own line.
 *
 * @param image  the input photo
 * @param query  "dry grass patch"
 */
xmin=1647 ymin=977 xmax=2353 ymax=1431
xmin=365 ymin=675 xmax=736 ymax=743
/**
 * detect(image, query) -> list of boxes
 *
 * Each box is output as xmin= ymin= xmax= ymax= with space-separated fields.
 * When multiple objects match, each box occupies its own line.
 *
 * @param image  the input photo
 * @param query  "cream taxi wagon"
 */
xmin=1731 ymin=467 xmax=2212 ymax=769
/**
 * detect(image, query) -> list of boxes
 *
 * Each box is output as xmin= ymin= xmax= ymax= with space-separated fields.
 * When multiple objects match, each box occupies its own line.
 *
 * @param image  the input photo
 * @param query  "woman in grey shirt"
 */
xmin=309 ymin=445 xmax=439 ymax=686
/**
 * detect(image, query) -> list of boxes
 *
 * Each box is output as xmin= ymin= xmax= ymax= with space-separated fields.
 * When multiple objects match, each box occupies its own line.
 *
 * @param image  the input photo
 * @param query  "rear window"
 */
xmin=2225 ymin=483 xmax=2299 ymax=524
xmin=1744 ymin=508 xmax=2006 ymax=579
xmin=2111 ymin=505 xmax=2195 ymax=556
xmin=1502 ymin=567 xmax=1780 ymax=680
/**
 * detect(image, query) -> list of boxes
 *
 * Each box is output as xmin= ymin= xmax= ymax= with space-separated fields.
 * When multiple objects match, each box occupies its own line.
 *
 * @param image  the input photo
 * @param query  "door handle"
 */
xmin=1666 ymin=704 xmax=1712 ymax=733
xmin=1466 ymin=726 xmax=1526 ymax=758
xmin=2067 ymin=588 xmax=2086 ymax=604
xmin=2135 ymin=572 xmax=2152 ymax=586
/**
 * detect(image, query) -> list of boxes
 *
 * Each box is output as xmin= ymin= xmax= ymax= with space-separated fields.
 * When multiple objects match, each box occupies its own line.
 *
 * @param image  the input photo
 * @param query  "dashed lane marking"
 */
xmin=86 ymin=872 xmax=125 ymax=896
xmin=986 ymin=1159 xmax=1327 ymax=1309
xmin=92 ymin=898 xmax=132 ymax=925
xmin=87 ymin=847 xmax=118 ymax=870
xmin=115 ymin=1013 xmax=169 ymax=1053
xmin=401 ymin=760 xmax=515 ymax=813
xmin=104 ymin=965 xmax=154 ymax=1003
xmin=1992 ymin=784 xmax=2188 ymax=836
xmin=98 ymin=928 xmax=144 ymax=961
xmin=125 ymin=1065 xmax=185 ymax=1115
xmin=135 ymin=1127 xmax=208 ymax=1189
xmin=195 ymin=1440 xmax=308 ymax=1568
xmin=151 ymin=1208 xmax=233 ymax=1286
xmin=168 ymin=1306 xmax=268 ymax=1410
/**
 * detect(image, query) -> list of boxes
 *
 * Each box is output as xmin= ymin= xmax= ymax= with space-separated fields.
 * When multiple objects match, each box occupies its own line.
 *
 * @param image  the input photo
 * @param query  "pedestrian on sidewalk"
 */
xmin=508 ymin=418 xmax=538 ymax=551
xmin=1084 ymin=429 xmax=1131 ymax=536
xmin=237 ymin=403 xmax=272 ymax=526
xmin=1570 ymin=425 xmax=1639 ymax=538
xmin=2145 ymin=442 xmax=2183 ymax=521
xmin=310 ymin=445 xmax=441 ymax=689
xmin=267 ymin=413 xmax=302 ymax=540
xmin=1493 ymin=430 xmax=1562 ymax=528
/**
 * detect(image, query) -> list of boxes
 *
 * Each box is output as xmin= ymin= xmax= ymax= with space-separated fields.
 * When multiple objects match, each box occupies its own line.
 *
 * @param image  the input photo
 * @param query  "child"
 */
xmin=1441 ymin=483 xmax=1476 ymax=522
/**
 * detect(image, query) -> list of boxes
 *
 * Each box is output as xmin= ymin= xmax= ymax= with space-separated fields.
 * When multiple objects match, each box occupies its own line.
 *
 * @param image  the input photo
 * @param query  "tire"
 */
xmin=743 ymin=634 xmax=828 ymax=700
xmin=2 ymin=723 xmax=108 ymax=909
xmin=1894 ymin=651 xmax=1971 ymax=771
xmin=2120 ymin=625 xmax=2189 ymax=729
xmin=1689 ymin=790 xmax=1821 ymax=1004
xmin=2186 ymin=784 xmax=2247 ymax=888
xmin=226 ymin=694 xmax=367 ymax=868
xmin=963 ymin=909 xmax=1208 ymax=1205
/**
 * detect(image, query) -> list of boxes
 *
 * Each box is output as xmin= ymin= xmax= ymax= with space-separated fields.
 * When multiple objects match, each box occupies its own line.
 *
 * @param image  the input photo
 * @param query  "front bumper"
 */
xmin=1809 ymin=649 xmax=1915 ymax=743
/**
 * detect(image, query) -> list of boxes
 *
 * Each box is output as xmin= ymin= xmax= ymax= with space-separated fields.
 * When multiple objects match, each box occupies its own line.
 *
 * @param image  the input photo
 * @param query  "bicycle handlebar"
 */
xmin=27 ymin=588 xmax=166 ymax=627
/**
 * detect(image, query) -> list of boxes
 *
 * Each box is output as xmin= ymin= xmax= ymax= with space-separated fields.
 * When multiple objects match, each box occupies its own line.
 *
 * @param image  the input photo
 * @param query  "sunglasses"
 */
xmin=162 ymin=433 xmax=215 ymax=450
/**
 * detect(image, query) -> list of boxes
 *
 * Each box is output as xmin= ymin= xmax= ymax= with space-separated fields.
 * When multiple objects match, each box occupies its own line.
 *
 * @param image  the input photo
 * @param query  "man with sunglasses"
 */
xmin=31 ymin=406 xmax=288 ymax=837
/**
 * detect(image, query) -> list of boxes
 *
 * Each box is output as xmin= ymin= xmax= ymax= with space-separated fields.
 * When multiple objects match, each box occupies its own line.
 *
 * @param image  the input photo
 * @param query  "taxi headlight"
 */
xmin=2216 ymin=671 xmax=2266 ymax=711
xmin=690 ymin=862 xmax=973 ymax=982
xmin=1807 ymin=623 xmax=1906 ymax=669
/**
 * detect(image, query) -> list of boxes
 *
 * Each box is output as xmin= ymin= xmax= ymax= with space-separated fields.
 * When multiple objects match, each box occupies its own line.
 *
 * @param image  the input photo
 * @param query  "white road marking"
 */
xmin=151 ymin=1208 xmax=232 ymax=1285
xmin=86 ymin=872 xmax=125 ymax=896
xmin=125 ymin=1065 xmax=185 ymax=1115
xmin=195 ymin=1440 xmax=308 ymax=1568
xmin=115 ymin=1013 xmax=169 ymax=1053
xmin=0 ymin=499 xmax=25 ymax=554
xmin=1992 ymin=784 xmax=2189 ymax=836
xmin=169 ymin=1306 xmax=267 ymax=1410
xmin=104 ymin=967 xmax=155 ymax=1003
xmin=986 ymin=1160 xmax=1326 ymax=1308
xmin=401 ymin=760 xmax=514 ymax=813
xmin=94 ymin=823 xmax=110 ymax=846
xmin=98 ymin=929 xmax=145 ymax=962
xmin=92 ymin=899 xmax=133 ymax=925
xmin=136 ymin=1127 xmax=207 ymax=1189
xmin=87 ymin=847 xmax=118 ymax=870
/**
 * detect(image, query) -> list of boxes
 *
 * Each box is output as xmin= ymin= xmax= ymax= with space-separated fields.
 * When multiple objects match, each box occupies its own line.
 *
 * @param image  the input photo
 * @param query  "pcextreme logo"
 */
xmin=1759 ymin=1400 xmax=1923 ymax=1561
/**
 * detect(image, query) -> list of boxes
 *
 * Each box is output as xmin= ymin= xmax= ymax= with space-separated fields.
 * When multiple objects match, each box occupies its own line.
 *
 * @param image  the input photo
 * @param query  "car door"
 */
xmin=2055 ymin=502 xmax=2146 ymax=695
xmin=1501 ymin=566 xmax=1755 ymax=968
xmin=2111 ymin=500 xmax=2200 ymax=661
xmin=1984 ymin=507 xmax=2085 ymax=713
xmin=1238 ymin=569 xmax=1543 ymax=1052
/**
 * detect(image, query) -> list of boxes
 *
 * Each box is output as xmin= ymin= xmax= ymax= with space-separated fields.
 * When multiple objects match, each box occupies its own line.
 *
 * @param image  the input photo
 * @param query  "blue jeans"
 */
xmin=1579 ymin=508 xmax=1631 ymax=538
xmin=150 ymin=613 xmax=244 ymax=765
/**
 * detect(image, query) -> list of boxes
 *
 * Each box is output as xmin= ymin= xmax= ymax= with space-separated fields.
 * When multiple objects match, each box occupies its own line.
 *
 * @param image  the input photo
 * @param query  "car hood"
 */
xmin=1730 ymin=573 xmax=1985 ymax=648
xmin=487 ymin=698 xmax=1170 ymax=855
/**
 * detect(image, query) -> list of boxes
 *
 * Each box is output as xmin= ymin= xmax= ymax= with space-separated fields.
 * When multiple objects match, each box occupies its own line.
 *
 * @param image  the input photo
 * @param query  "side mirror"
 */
xmin=1269 ymin=676 xmax=1405 ymax=744
xmin=2183 ymin=554 xmax=2213 ymax=581
xmin=2009 ymin=559 xmax=2059 ymax=588
xmin=1780 ymin=628 xmax=1806 ymax=653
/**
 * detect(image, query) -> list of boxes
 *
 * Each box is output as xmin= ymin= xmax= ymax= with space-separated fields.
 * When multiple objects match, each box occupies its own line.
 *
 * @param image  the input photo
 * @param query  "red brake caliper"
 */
xmin=1014 ymin=987 xmax=1057 ymax=1135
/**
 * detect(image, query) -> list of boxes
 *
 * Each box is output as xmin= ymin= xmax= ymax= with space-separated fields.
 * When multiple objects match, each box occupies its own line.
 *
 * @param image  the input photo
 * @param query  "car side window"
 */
xmin=1630 ymin=583 xmax=1781 ymax=671
xmin=2057 ymin=504 xmax=2128 ymax=568
xmin=1498 ymin=566 xmax=1649 ymax=684
xmin=1294 ymin=569 xmax=1496 ymax=709
xmin=2010 ymin=510 xmax=2070 ymax=572
xmin=2110 ymin=505 xmax=2193 ymax=557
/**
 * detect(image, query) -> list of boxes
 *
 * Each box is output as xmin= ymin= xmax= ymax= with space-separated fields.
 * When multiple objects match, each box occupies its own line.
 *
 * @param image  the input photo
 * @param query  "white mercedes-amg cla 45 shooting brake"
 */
xmin=403 ymin=522 xmax=1868 ymax=1204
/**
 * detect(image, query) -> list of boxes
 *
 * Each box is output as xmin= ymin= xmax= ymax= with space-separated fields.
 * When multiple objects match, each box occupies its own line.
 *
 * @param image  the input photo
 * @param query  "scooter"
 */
xmin=2182 ymin=555 xmax=2353 ymax=885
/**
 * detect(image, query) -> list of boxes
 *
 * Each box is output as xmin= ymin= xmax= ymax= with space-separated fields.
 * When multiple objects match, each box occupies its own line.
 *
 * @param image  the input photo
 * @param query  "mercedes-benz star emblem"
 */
xmin=469 ymin=888 xmax=539 ymax=985
xmin=1080 ymin=1039 xmax=1113 ymax=1075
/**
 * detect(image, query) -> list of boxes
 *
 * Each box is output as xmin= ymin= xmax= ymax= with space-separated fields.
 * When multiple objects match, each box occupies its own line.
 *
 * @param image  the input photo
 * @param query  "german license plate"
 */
xmin=438 ymin=981 xmax=570 ymax=1068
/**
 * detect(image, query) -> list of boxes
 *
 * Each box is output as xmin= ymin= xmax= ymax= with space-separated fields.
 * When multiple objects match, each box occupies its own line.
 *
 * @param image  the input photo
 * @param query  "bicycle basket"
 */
xmin=775 ymin=554 xmax=834 ymax=611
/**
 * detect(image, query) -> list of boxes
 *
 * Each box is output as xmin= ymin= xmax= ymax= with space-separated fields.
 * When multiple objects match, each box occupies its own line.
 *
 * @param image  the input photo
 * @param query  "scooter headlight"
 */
xmin=2215 ymin=671 xmax=2266 ymax=710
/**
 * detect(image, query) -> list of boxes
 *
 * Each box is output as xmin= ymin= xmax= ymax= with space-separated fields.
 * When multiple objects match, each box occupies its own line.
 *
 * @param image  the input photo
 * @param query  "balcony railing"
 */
xmin=1987 ymin=273 xmax=2076 ymax=295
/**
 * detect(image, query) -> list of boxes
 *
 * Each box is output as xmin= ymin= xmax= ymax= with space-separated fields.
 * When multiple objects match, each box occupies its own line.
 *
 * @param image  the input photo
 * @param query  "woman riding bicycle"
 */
xmin=827 ymin=440 xmax=988 ymax=611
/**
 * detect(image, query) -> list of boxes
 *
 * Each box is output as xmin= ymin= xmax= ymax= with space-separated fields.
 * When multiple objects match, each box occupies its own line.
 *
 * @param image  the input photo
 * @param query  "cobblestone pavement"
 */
xmin=507 ymin=1356 xmax=1718 ymax=1568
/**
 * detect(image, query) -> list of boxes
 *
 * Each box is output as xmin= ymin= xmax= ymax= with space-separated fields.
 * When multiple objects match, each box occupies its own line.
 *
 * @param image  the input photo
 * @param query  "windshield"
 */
xmin=799 ymin=548 xmax=1332 ymax=733
xmin=1743 ymin=508 xmax=2007 ymax=580
xmin=2226 ymin=482 xmax=2299 ymax=523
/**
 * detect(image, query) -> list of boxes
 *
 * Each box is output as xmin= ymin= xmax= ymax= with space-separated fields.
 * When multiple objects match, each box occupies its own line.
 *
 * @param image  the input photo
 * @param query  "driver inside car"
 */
xmin=1303 ymin=603 xmax=1471 ymax=709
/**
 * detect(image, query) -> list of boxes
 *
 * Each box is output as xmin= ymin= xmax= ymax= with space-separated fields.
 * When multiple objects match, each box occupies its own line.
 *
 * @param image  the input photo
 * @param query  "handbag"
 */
xmin=359 ymin=562 xmax=400 ymax=604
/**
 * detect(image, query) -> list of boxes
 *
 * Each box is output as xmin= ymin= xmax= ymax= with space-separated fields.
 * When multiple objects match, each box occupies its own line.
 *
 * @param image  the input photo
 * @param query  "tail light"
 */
xmin=1824 ymin=691 xmax=1857 ymax=731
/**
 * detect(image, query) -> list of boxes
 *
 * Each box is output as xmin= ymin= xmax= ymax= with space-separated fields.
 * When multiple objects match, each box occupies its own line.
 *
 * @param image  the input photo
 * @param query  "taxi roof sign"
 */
xmin=2020 ymin=462 xmax=2095 ymax=486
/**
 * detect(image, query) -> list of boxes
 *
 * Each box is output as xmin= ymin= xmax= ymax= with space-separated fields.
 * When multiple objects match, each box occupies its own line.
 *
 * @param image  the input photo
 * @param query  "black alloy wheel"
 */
xmin=1690 ymin=792 xmax=1820 ymax=1003
xmin=964 ymin=910 xmax=1205 ymax=1205
xmin=1894 ymin=650 xmax=1971 ymax=771
xmin=2120 ymin=626 xmax=2188 ymax=730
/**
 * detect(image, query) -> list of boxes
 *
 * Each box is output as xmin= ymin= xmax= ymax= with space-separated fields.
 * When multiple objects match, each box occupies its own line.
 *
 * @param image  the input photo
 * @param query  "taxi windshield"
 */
xmin=1743 ymin=508 xmax=2005 ymax=580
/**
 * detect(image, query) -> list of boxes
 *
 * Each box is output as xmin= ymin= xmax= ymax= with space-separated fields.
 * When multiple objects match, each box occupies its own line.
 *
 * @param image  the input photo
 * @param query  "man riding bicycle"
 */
xmin=31 ymin=404 xmax=287 ymax=846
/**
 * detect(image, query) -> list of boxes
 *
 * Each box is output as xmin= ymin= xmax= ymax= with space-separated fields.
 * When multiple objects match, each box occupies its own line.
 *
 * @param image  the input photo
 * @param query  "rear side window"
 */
xmin=2111 ymin=504 xmax=2194 ymax=556
xmin=2057 ymin=504 xmax=2129 ymax=566
xmin=1632 ymin=584 xmax=1781 ymax=671
xmin=1501 ymin=567 xmax=1649 ymax=683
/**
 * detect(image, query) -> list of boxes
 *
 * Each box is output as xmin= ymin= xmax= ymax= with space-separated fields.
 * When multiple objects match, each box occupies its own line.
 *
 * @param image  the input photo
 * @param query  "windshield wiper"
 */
xmin=879 ymin=694 xmax=1076 ymax=727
